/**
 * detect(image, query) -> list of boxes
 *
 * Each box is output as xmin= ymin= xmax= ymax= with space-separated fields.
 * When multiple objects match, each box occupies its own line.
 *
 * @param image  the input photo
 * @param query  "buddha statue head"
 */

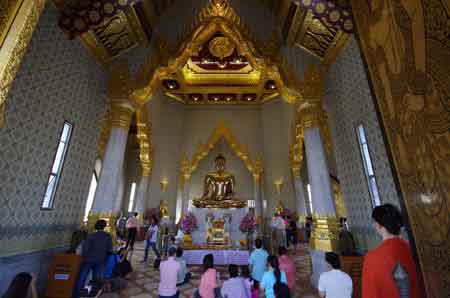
xmin=214 ymin=154 xmax=226 ymax=172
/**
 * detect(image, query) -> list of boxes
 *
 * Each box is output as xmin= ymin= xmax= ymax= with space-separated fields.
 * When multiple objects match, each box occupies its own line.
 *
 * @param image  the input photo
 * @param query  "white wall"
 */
xmin=325 ymin=38 xmax=402 ymax=250
xmin=148 ymin=91 xmax=185 ymax=216
xmin=144 ymin=96 xmax=298 ymax=218
xmin=261 ymin=98 xmax=297 ymax=213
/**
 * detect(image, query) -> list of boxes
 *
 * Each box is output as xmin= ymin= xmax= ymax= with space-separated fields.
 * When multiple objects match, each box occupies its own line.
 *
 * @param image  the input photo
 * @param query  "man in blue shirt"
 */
xmin=248 ymin=238 xmax=269 ymax=282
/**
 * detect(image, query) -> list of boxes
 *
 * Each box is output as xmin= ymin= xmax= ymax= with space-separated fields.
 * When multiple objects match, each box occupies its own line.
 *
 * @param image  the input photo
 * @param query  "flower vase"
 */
xmin=183 ymin=233 xmax=193 ymax=246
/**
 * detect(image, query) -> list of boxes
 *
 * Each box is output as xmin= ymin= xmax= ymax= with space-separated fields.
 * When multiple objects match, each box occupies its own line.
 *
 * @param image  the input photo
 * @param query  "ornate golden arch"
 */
xmin=131 ymin=0 xmax=302 ymax=105
xmin=180 ymin=120 xmax=263 ymax=184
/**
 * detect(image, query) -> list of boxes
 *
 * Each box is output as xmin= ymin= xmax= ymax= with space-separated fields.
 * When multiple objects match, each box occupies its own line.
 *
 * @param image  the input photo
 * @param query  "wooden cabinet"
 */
xmin=45 ymin=254 xmax=82 ymax=298
xmin=340 ymin=255 xmax=364 ymax=298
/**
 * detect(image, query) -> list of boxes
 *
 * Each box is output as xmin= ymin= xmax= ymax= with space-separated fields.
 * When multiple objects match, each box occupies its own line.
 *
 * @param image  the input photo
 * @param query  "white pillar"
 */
xmin=304 ymin=126 xmax=338 ymax=287
xmin=181 ymin=181 xmax=190 ymax=213
xmin=92 ymin=104 xmax=133 ymax=214
xmin=114 ymin=166 xmax=125 ymax=212
xmin=293 ymin=176 xmax=307 ymax=218
xmin=134 ymin=175 xmax=150 ymax=213
xmin=304 ymin=127 xmax=336 ymax=215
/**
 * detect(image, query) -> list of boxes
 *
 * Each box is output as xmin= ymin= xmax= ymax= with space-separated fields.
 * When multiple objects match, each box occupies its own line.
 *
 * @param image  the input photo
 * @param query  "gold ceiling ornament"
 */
xmin=132 ymin=0 xmax=303 ymax=105
xmin=180 ymin=120 xmax=263 ymax=182
xmin=208 ymin=36 xmax=235 ymax=59
xmin=0 ymin=0 xmax=46 ymax=128
xmin=136 ymin=104 xmax=153 ymax=177
xmin=108 ymin=61 xmax=136 ymax=130
xmin=276 ymin=0 xmax=350 ymax=68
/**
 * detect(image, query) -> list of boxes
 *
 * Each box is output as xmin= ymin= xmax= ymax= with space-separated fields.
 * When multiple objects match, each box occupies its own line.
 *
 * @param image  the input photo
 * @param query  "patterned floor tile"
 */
xmin=114 ymin=242 xmax=318 ymax=298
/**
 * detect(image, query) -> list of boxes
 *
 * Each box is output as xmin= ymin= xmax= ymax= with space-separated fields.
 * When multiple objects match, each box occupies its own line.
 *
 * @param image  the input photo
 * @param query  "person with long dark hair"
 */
xmin=2 ymin=272 xmax=37 ymax=298
xmin=197 ymin=254 xmax=219 ymax=298
xmin=278 ymin=246 xmax=295 ymax=291
xmin=362 ymin=204 xmax=420 ymax=298
xmin=260 ymin=256 xmax=289 ymax=298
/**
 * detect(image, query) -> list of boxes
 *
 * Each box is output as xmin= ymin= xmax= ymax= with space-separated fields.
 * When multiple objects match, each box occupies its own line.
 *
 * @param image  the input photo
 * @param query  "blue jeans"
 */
xmin=144 ymin=240 xmax=160 ymax=260
xmin=73 ymin=261 xmax=104 ymax=298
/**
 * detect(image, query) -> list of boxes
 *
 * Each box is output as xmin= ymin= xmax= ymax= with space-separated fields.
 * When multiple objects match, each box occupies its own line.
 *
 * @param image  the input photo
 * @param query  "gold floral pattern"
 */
xmin=351 ymin=0 xmax=450 ymax=295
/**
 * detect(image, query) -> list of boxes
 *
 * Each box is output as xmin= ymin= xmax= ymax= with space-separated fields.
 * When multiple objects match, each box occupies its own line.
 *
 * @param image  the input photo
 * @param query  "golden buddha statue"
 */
xmin=159 ymin=200 xmax=169 ymax=218
xmin=193 ymin=154 xmax=246 ymax=208
xmin=274 ymin=199 xmax=285 ymax=216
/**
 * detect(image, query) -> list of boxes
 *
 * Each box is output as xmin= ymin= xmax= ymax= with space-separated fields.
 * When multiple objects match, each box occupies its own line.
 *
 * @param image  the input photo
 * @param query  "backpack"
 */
xmin=274 ymin=282 xmax=291 ymax=298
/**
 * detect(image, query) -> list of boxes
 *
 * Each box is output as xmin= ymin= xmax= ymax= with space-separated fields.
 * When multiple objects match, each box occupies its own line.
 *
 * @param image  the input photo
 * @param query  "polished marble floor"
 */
xmin=108 ymin=242 xmax=319 ymax=298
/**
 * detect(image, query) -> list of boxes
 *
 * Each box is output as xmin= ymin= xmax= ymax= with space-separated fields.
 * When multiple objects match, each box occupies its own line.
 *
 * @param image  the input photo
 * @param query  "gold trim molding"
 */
xmin=0 ymin=0 xmax=46 ymax=128
xmin=310 ymin=214 xmax=340 ymax=252
xmin=136 ymin=104 xmax=153 ymax=177
xmin=180 ymin=120 xmax=263 ymax=184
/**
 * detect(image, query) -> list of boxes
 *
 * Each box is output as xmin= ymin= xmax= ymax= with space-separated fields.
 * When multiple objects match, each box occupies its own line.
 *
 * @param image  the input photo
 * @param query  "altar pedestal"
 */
xmin=183 ymin=249 xmax=249 ymax=265
xmin=190 ymin=208 xmax=248 ymax=246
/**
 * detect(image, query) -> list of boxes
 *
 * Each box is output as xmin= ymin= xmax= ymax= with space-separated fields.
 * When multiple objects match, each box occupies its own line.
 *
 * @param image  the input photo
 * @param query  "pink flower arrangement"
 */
xmin=180 ymin=212 xmax=198 ymax=233
xmin=240 ymin=213 xmax=256 ymax=233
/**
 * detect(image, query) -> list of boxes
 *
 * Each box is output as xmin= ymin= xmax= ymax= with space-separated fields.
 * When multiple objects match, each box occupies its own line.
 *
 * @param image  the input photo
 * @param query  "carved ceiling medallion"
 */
xmin=208 ymin=36 xmax=235 ymax=59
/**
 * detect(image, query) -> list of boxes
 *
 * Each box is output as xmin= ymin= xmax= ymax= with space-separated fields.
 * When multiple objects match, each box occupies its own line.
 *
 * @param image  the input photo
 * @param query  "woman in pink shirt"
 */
xmin=197 ymin=254 xmax=218 ymax=298
xmin=278 ymin=246 xmax=296 ymax=291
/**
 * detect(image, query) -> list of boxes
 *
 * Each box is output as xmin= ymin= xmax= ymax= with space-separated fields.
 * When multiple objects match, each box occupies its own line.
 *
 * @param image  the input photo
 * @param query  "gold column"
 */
xmin=0 ymin=0 xmax=46 ymax=128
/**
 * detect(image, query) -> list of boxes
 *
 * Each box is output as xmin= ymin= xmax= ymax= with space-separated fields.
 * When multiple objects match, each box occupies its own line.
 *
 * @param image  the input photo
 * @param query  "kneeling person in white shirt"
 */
xmin=318 ymin=252 xmax=352 ymax=298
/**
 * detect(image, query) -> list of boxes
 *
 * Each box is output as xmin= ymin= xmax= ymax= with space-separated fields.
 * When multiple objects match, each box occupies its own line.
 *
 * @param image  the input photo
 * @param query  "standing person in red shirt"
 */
xmin=362 ymin=204 xmax=421 ymax=298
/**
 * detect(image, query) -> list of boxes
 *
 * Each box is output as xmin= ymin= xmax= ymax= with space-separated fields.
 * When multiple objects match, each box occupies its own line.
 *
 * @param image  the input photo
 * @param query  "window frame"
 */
xmin=355 ymin=122 xmax=381 ymax=207
xmin=40 ymin=121 xmax=73 ymax=210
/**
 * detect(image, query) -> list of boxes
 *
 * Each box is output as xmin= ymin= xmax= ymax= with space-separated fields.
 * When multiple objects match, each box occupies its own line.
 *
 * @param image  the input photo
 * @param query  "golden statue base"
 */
xmin=310 ymin=215 xmax=340 ymax=252
xmin=192 ymin=199 xmax=246 ymax=209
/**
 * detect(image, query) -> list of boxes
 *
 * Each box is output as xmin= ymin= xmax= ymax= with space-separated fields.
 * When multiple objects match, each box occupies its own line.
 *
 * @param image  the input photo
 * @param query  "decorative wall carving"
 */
xmin=132 ymin=0 xmax=303 ymax=106
xmin=351 ymin=0 xmax=450 ymax=295
xmin=0 ymin=0 xmax=46 ymax=128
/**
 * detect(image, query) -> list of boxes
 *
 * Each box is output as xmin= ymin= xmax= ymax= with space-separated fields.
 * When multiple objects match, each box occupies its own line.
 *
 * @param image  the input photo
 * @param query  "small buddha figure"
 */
xmin=159 ymin=200 xmax=169 ymax=218
xmin=193 ymin=154 xmax=246 ymax=208
xmin=274 ymin=199 xmax=285 ymax=217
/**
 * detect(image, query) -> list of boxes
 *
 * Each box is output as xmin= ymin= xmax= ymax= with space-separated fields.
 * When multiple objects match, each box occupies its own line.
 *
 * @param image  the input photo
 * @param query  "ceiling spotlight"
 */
xmin=247 ymin=96 xmax=253 ymax=101
xmin=265 ymin=80 xmax=277 ymax=90
xmin=163 ymin=80 xmax=179 ymax=90
xmin=226 ymin=97 xmax=232 ymax=101
xmin=214 ymin=97 xmax=219 ymax=101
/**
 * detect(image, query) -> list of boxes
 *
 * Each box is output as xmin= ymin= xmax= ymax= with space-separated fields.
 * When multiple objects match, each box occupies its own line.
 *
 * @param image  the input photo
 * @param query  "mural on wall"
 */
xmin=350 ymin=0 xmax=450 ymax=296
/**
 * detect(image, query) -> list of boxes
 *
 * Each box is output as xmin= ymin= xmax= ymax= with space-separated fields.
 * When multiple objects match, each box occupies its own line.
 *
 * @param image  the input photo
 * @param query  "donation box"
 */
xmin=45 ymin=254 xmax=82 ymax=298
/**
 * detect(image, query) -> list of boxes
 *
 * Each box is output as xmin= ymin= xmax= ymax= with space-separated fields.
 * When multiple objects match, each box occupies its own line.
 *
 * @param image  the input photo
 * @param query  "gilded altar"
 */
xmin=205 ymin=214 xmax=232 ymax=246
